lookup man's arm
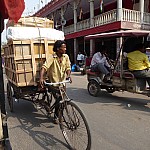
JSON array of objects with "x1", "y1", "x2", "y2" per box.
[{"x1": 40, "y1": 67, "x2": 46, "y2": 88}]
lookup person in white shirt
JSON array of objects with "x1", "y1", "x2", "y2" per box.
[
  {"x1": 146, "y1": 47, "x2": 150, "y2": 61},
  {"x1": 90, "y1": 47, "x2": 111, "y2": 81},
  {"x1": 77, "y1": 51, "x2": 85, "y2": 66}
]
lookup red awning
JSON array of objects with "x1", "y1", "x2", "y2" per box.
[{"x1": 0, "y1": 0, "x2": 25, "y2": 32}]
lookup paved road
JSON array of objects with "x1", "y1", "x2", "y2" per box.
[{"x1": 4, "y1": 72, "x2": 150, "y2": 150}]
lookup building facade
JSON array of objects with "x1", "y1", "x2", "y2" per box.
[{"x1": 34, "y1": 0, "x2": 150, "y2": 63}]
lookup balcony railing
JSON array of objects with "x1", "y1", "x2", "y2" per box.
[
  {"x1": 64, "y1": 8, "x2": 150, "y2": 35},
  {"x1": 76, "y1": 19, "x2": 90, "y2": 31},
  {"x1": 122, "y1": 8, "x2": 140, "y2": 22},
  {"x1": 143, "y1": 12, "x2": 150, "y2": 24},
  {"x1": 94, "y1": 9, "x2": 117, "y2": 26}
]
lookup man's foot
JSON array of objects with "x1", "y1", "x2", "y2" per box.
[
  {"x1": 103, "y1": 75, "x2": 111, "y2": 83},
  {"x1": 53, "y1": 118, "x2": 59, "y2": 124},
  {"x1": 46, "y1": 112, "x2": 51, "y2": 118}
]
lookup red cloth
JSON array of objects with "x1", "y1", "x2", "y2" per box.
[
  {"x1": 0, "y1": 0, "x2": 25, "y2": 33},
  {"x1": 0, "y1": 0, "x2": 25, "y2": 22},
  {"x1": 3, "y1": 0, "x2": 25, "y2": 22}
]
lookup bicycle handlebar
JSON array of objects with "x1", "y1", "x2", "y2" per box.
[{"x1": 44, "y1": 79, "x2": 71, "y2": 86}]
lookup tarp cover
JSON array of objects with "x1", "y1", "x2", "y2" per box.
[{"x1": 7, "y1": 27, "x2": 65, "y2": 41}]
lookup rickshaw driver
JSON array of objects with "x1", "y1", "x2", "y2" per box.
[
  {"x1": 127, "y1": 43, "x2": 150, "y2": 88},
  {"x1": 39, "y1": 40, "x2": 72, "y2": 124},
  {"x1": 90, "y1": 46, "x2": 111, "y2": 82}
]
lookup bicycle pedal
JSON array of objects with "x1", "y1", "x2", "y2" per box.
[
  {"x1": 36, "y1": 105, "x2": 43, "y2": 110},
  {"x1": 46, "y1": 112, "x2": 51, "y2": 118}
]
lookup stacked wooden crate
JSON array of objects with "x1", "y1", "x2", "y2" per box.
[
  {"x1": 4, "y1": 17, "x2": 60, "y2": 87},
  {"x1": 4, "y1": 39, "x2": 55, "y2": 87},
  {"x1": 7, "y1": 17, "x2": 54, "y2": 28}
]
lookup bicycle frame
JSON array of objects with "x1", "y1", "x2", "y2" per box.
[{"x1": 41, "y1": 80, "x2": 71, "y2": 114}]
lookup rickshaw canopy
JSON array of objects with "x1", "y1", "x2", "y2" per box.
[{"x1": 85, "y1": 30, "x2": 150, "y2": 40}]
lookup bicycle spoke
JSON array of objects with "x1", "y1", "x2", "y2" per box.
[{"x1": 59, "y1": 101, "x2": 91, "y2": 150}]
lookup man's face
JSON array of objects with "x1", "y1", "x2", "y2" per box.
[{"x1": 58, "y1": 44, "x2": 66, "y2": 54}]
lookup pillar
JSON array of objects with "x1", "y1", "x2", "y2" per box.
[
  {"x1": 89, "y1": 0, "x2": 95, "y2": 56},
  {"x1": 61, "y1": 6, "x2": 65, "y2": 32},
  {"x1": 140, "y1": 0, "x2": 144, "y2": 23},
  {"x1": 117, "y1": 0, "x2": 122, "y2": 21},
  {"x1": 73, "y1": 1, "x2": 77, "y2": 32},
  {"x1": 73, "y1": 1, "x2": 78, "y2": 63},
  {"x1": 89, "y1": 0, "x2": 94, "y2": 27},
  {"x1": 90, "y1": 39, "x2": 95, "y2": 57},
  {"x1": 74, "y1": 39, "x2": 78, "y2": 64}
]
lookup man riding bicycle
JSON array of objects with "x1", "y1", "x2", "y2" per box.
[{"x1": 39, "y1": 40, "x2": 72, "y2": 124}]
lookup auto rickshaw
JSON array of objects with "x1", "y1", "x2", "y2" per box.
[{"x1": 85, "y1": 30, "x2": 150, "y2": 97}]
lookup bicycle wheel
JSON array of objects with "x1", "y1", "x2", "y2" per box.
[{"x1": 59, "y1": 101, "x2": 91, "y2": 150}]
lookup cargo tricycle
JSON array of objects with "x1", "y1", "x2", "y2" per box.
[{"x1": 4, "y1": 38, "x2": 91, "y2": 150}]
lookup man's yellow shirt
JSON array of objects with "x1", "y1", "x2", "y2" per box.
[
  {"x1": 42, "y1": 53, "x2": 71, "y2": 83},
  {"x1": 127, "y1": 50, "x2": 150, "y2": 71}
]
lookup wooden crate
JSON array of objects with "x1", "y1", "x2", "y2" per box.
[
  {"x1": 7, "y1": 17, "x2": 54, "y2": 28},
  {"x1": 4, "y1": 39, "x2": 55, "y2": 87}
]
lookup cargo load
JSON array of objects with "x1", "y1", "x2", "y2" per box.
[
  {"x1": 4, "y1": 17, "x2": 64, "y2": 87},
  {"x1": 6, "y1": 17, "x2": 54, "y2": 28}
]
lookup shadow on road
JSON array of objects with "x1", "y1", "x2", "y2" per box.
[
  {"x1": 67, "y1": 87, "x2": 150, "y2": 114},
  {"x1": 6, "y1": 100, "x2": 69, "y2": 150}
]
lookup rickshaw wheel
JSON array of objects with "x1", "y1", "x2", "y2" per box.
[
  {"x1": 88, "y1": 80, "x2": 100, "y2": 97},
  {"x1": 7, "y1": 82, "x2": 14, "y2": 112}
]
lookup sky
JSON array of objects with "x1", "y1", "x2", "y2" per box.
[
  {"x1": 23, "y1": 0, "x2": 51, "y2": 16},
  {"x1": 2, "y1": 0, "x2": 51, "y2": 43}
]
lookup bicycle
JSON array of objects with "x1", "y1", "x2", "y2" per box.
[{"x1": 34, "y1": 79, "x2": 91, "y2": 150}]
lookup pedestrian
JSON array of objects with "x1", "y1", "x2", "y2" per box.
[
  {"x1": 39, "y1": 40, "x2": 72, "y2": 124},
  {"x1": 77, "y1": 51, "x2": 85, "y2": 67}
]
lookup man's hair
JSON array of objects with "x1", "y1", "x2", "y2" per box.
[
  {"x1": 95, "y1": 46, "x2": 106, "y2": 53},
  {"x1": 100, "y1": 46, "x2": 107, "y2": 53},
  {"x1": 53, "y1": 40, "x2": 66, "y2": 52},
  {"x1": 134, "y1": 43, "x2": 144, "y2": 51}
]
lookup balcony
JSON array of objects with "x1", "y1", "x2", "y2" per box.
[{"x1": 64, "y1": 8, "x2": 150, "y2": 35}]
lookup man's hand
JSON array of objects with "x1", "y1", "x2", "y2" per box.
[
  {"x1": 66, "y1": 76, "x2": 72, "y2": 83},
  {"x1": 66, "y1": 70, "x2": 72, "y2": 83},
  {"x1": 39, "y1": 78, "x2": 45, "y2": 88}
]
